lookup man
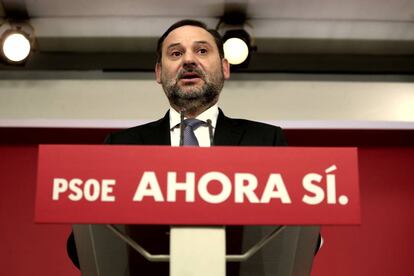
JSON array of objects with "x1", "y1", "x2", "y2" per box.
[
  {"x1": 105, "y1": 19, "x2": 286, "y2": 147},
  {"x1": 68, "y1": 19, "x2": 288, "y2": 274}
]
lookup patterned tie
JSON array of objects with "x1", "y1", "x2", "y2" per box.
[{"x1": 182, "y1": 118, "x2": 204, "y2": 146}]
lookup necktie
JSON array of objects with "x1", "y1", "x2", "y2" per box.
[{"x1": 182, "y1": 118, "x2": 204, "y2": 146}]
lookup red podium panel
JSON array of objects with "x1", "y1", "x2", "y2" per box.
[{"x1": 35, "y1": 145, "x2": 360, "y2": 225}]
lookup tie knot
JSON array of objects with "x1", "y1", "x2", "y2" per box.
[{"x1": 183, "y1": 118, "x2": 204, "y2": 130}]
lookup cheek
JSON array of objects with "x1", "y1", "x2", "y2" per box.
[
  {"x1": 204, "y1": 60, "x2": 223, "y2": 76},
  {"x1": 162, "y1": 64, "x2": 180, "y2": 79},
  {"x1": 161, "y1": 69, "x2": 180, "y2": 85}
]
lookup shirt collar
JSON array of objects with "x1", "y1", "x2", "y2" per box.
[{"x1": 169, "y1": 104, "x2": 219, "y2": 130}]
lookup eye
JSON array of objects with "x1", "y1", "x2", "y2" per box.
[
  {"x1": 197, "y1": 48, "x2": 208, "y2": 55},
  {"x1": 170, "y1": 50, "x2": 182, "y2": 57}
]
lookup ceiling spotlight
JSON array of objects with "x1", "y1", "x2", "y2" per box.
[
  {"x1": 1, "y1": 25, "x2": 34, "y2": 64},
  {"x1": 223, "y1": 29, "x2": 251, "y2": 65},
  {"x1": 224, "y1": 37, "x2": 248, "y2": 65},
  {"x1": 217, "y1": 7, "x2": 254, "y2": 67}
]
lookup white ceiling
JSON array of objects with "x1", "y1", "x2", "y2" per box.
[{"x1": 1, "y1": 0, "x2": 413, "y2": 72}]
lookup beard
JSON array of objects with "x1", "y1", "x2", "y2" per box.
[{"x1": 161, "y1": 64, "x2": 224, "y2": 115}]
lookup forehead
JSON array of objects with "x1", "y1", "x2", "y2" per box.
[{"x1": 162, "y1": 25, "x2": 216, "y2": 50}]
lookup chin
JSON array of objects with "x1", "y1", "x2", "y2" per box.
[{"x1": 178, "y1": 85, "x2": 204, "y2": 93}]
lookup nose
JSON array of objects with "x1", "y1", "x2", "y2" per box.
[{"x1": 181, "y1": 51, "x2": 197, "y2": 67}]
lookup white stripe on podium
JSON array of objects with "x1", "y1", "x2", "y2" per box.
[{"x1": 170, "y1": 226, "x2": 225, "y2": 276}]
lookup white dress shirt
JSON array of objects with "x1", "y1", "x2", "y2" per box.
[{"x1": 169, "y1": 104, "x2": 219, "y2": 147}]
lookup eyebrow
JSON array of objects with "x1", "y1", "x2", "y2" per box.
[
  {"x1": 166, "y1": 40, "x2": 212, "y2": 50},
  {"x1": 166, "y1": 43, "x2": 181, "y2": 50},
  {"x1": 194, "y1": 41, "x2": 212, "y2": 46}
]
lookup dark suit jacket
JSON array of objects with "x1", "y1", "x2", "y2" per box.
[
  {"x1": 67, "y1": 109, "x2": 287, "y2": 275},
  {"x1": 105, "y1": 109, "x2": 287, "y2": 147}
]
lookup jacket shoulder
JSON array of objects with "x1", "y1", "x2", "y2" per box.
[
  {"x1": 240, "y1": 119, "x2": 286, "y2": 144},
  {"x1": 218, "y1": 112, "x2": 287, "y2": 146},
  {"x1": 104, "y1": 117, "x2": 167, "y2": 145},
  {"x1": 232, "y1": 117, "x2": 281, "y2": 130}
]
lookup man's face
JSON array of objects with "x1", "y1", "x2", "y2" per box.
[{"x1": 156, "y1": 25, "x2": 230, "y2": 114}]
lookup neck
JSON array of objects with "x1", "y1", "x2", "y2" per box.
[{"x1": 171, "y1": 101, "x2": 216, "y2": 118}]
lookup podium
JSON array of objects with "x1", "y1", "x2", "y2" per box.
[{"x1": 35, "y1": 145, "x2": 360, "y2": 276}]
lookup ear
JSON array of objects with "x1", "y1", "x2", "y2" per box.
[
  {"x1": 222, "y1": 58, "x2": 230, "y2": 80},
  {"x1": 155, "y1": 63, "x2": 162, "y2": 84}
]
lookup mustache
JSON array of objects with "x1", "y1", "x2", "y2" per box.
[{"x1": 177, "y1": 66, "x2": 205, "y2": 80}]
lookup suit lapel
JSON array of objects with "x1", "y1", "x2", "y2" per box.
[
  {"x1": 214, "y1": 109, "x2": 245, "y2": 146},
  {"x1": 140, "y1": 112, "x2": 171, "y2": 145},
  {"x1": 139, "y1": 109, "x2": 244, "y2": 146}
]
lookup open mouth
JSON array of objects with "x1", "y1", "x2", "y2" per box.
[{"x1": 180, "y1": 72, "x2": 202, "y2": 81}]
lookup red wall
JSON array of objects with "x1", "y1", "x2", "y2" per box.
[
  {"x1": 1, "y1": 128, "x2": 413, "y2": 275},
  {"x1": 0, "y1": 146, "x2": 79, "y2": 276},
  {"x1": 312, "y1": 148, "x2": 414, "y2": 276}
]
